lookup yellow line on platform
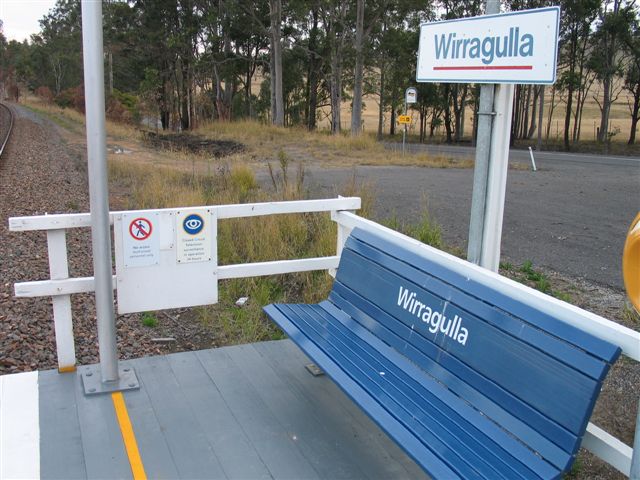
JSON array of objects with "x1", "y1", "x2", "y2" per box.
[{"x1": 112, "y1": 392, "x2": 147, "y2": 480}]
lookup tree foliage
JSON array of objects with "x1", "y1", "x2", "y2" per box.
[{"x1": 0, "y1": 0, "x2": 637, "y2": 145}]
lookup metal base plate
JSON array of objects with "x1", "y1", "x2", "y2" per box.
[
  {"x1": 81, "y1": 364, "x2": 140, "y2": 396},
  {"x1": 305, "y1": 363, "x2": 324, "y2": 377}
]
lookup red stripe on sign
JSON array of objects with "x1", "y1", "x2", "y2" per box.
[{"x1": 433, "y1": 65, "x2": 533, "y2": 71}]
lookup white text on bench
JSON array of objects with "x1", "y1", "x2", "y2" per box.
[{"x1": 397, "y1": 286, "x2": 469, "y2": 346}]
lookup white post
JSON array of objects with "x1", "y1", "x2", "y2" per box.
[
  {"x1": 528, "y1": 146, "x2": 537, "y2": 171},
  {"x1": 631, "y1": 400, "x2": 640, "y2": 478},
  {"x1": 330, "y1": 205, "x2": 354, "y2": 278},
  {"x1": 81, "y1": 0, "x2": 119, "y2": 383},
  {"x1": 479, "y1": 83, "x2": 515, "y2": 272},
  {"x1": 46, "y1": 230, "x2": 76, "y2": 372}
]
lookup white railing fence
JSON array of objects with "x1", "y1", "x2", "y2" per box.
[
  {"x1": 9, "y1": 197, "x2": 360, "y2": 371},
  {"x1": 9, "y1": 199, "x2": 639, "y2": 477}
]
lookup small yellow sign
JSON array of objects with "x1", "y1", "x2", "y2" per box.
[{"x1": 397, "y1": 115, "x2": 411, "y2": 124}]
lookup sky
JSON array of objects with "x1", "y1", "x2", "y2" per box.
[{"x1": 0, "y1": 0, "x2": 57, "y2": 42}]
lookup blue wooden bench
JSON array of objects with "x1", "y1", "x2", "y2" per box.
[{"x1": 264, "y1": 228, "x2": 622, "y2": 479}]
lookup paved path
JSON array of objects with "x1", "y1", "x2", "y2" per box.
[{"x1": 283, "y1": 151, "x2": 639, "y2": 290}]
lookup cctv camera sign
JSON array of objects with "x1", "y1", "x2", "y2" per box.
[{"x1": 417, "y1": 7, "x2": 560, "y2": 84}]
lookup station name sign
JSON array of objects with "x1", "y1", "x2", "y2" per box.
[{"x1": 417, "y1": 6, "x2": 560, "y2": 84}]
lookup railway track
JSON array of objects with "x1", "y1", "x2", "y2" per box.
[{"x1": 0, "y1": 103, "x2": 14, "y2": 157}]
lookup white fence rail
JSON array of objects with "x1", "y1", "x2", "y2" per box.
[
  {"x1": 9, "y1": 197, "x2": 359, "y2": 371},
  {"x1": 8, "y1": 199, "x2": 638, "y2": 476}
]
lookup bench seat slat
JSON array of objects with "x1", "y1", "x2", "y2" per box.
[
  {"x1": 346, "y1": 237, "x2": 610, "y2": 383},
  {"x1": 262, "y1": 304, "x2": 465, "y2": 480},
  {"x1": 351, "y1": 228, "x2": 621, "y2": 364},
  {"x1": 329, "y1": 283, "x2": 576, "y2": 468},
  {"x1": 309, "y1": 303, "x2": 561, "y2": 480},
  {"x1": 272, "y1": 303, "x2": 559, "y2": 480},
  {"x1": 336, "y1": 248, "x2": 600, "y2": 436},
  {"x1": 284, "y1": 304, "x2": 517, "y2": 479}
]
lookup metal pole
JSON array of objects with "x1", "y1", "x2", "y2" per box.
[
  {"x1": 467, "y1": 0, "x2": 500, "y2": 266},
  {"x1": 480, "y1": 83, "x2": 515, "y2": 271},
  {"x1": 81, "y1": 0, "x2": 119, "y2": 383}
]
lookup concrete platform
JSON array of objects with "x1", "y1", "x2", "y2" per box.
[{"x1": 1, "y1": 340, "x2": 428, "y2": 479}]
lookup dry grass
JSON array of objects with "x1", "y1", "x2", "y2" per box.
[
  {"x1": 22, "y1": 96, "x2": 142, "y2": 142},
  {"x1": 196, "y1": 120, "x2": 470, "y2": 168},
  {"x1": 108, "y1": 157, "x2": 373, "y2": 345}
]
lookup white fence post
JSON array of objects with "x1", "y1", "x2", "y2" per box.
[
  {"x1": 330, "y1": 207, "x2": 354, "y2": 278},
  {"x1": 46, "y1": 229, "x2": 76, "y2": 372}
]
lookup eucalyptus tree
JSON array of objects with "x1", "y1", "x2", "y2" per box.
[
  {"x1": 589, "y1": 0, "x2": 635, "y2": 143},
  {"x1": 35, "y1": 1, "x2": 82, "y2": 96},
  {"x1": 319, "y1": 0, "x2": 350, "y2": 134},
  {"x1": 623, "y1": 10, "x2": 640, "y2": 144}
]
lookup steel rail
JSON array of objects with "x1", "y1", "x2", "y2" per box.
[{"x1": 0, "y1": 103, "x2": 14, "y2": 157}]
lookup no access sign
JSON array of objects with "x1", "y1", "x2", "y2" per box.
[
  {"x1": 417, "y1": 7, "x2": 560, "y2": 84},
  {"x1": 122, "y1": 213, "x2": 160, "y2": 268}
]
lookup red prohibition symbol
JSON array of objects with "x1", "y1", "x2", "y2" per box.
[{"x1": 129, "y1": 217, "x2": 152, "y2": 241}]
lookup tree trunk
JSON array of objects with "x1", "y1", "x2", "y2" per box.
[
  {"x1": 269, "y1": 47, "x2": 276, "y2": 123},
  {"x1": 181, "y1": 59, "x2": 190, "y2": 131},
  {"x1": 511, "y1": 85, "x2": 521, "y2": 141},
  {"x1": 563, "y1": 85, "x2": 574, "y2": 150},
  {"x1": 390, "y1": 92, "x2": 396, "y2": 135},
  {"x1": 306, "y1": 5, "x2": 319, "y2": 130},
  {"x1": 350, "y1": 0, "x2": 365, "y2": 136},
  {"x1": 536, "y1": 86, "x2": 544, "y2": 150},
  {"x1": 629, "y1": 83, "x2": 640, "y2": 144},
  {"x1": 459, "y1": 88, "x2": 466, "y2": 140},
  {"x1": 443, "y1": 85, "x2": 453, "y2": 143},
  {"x1": 527, "y1": 86, "x2": 539, "y2": 139},
  {"x1": 598, "y1": 76, "x2": 612, "y2": 142},
  {"x1": 563, "y1": 31, "x2": 578, "y2": 150},
  {"x1": 108, "y1": 50, "x2": 114, "y2": 95},
  {"x1": 269, "y1": 0, "x2": 284, "y2": 127},
  {"x1": 522, "y1": 85, "x2": 531, "y2": 139},
  {"x1": 377, "y1": 65, "x2": 385, "y2": 140},
  {"x1": 546, "y1": 86, "x2": 556, "y2": 142},
  {"x1": 330, "y1": 53, "x2": 342, "y2": 134}
]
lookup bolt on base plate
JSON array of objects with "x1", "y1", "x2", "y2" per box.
[
  {"x1": 81, "y1": 364, "x2": 140, "y2": 396},
  {"x1": 305, "y1": 363, "x2": 324, "y2": 377}
]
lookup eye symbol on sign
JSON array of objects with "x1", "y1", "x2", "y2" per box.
[{"x1": 183, "y1": 214, "x2": 204, "y2": 235}]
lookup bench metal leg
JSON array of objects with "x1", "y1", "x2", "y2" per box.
[{"x1": 305, "y1": 363, "x2": 324, "y2": 377}]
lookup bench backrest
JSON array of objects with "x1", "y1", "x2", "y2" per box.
[{"x1": 330, "y1": 228, "x2": 621, "y2": 472}]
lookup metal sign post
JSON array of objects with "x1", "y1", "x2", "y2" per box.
[
  {"x1": 478, "y1": 83, "x2": 515, "y2": 271},
  {"x1": 80, "y1": 0, "x2": 138, "y2": 394},
  {"x1": 402, "y1": 87, "x2": 417, "y2": 156},
  {"x1": 416, "y1": 4, "x2": 559, "y2": 271}
]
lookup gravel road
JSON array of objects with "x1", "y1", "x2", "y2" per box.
[{"x1": 289, "y1": 158, "x2": 639, "y2": 290}]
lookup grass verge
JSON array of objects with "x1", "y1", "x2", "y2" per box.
[{"x1": 109, "y1": 156, "x2": 373, "y2": 345}]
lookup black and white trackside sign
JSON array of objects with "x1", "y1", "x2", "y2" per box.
[{"x1": 417, "y1": 7, "x2": 560, "y2": 84}]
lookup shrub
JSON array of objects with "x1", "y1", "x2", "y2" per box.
[
  {"x1": 35, "y1": 86, "x2": 54, "y2": 104},
  {"x1": 55, "y1": 86, "x2": 84, "y2": 113},
  {"x1": 106, "y1": 96, "x2": 133, "y2": 124},
  {"x1": 108, "y1": 89, "x2": 140, "y2": 124}
]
